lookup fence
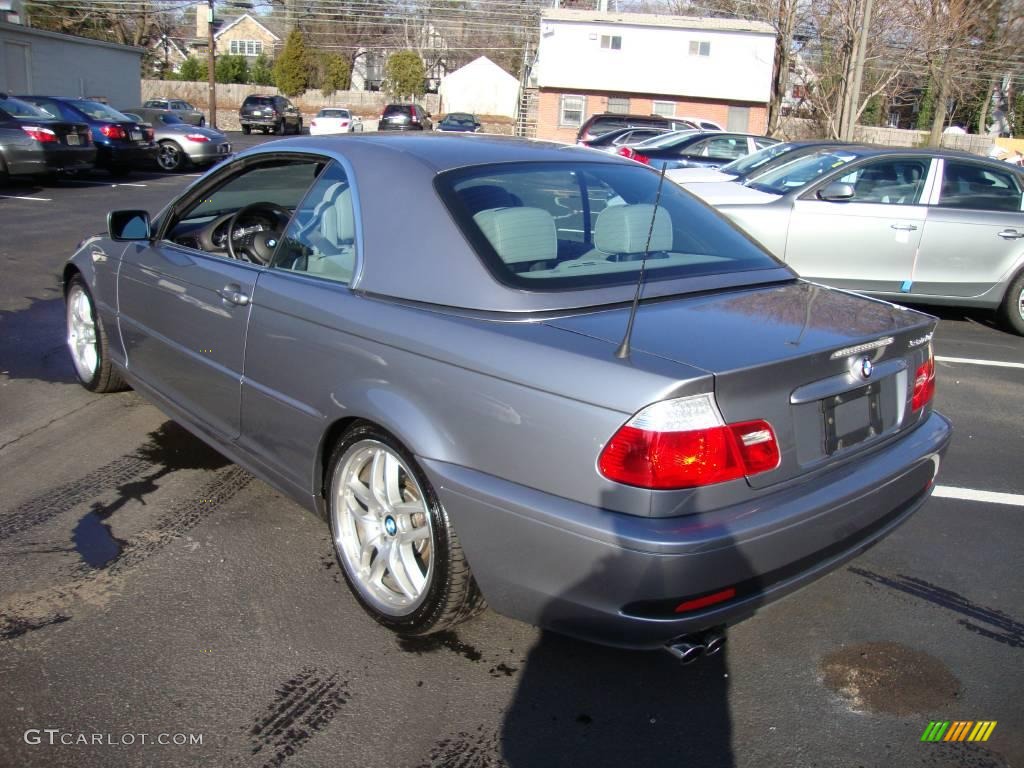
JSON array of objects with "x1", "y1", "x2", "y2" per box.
[{"x1": 778, "y1": 117, "x2": 995, "y2": 155}]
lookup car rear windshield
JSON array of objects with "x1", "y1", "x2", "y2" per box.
[
  {"x1": 436, "y1": 161, "x2": 780, "y2": 290},
  {"x1": 244, "y1": 97, "x2": 274, "y2": 106},
  {"x1": 319, "y1": 109, "x2": 350, "y2": 118},
  {"x1": 746, "y1": 149, "x2": 863, "y2": 195},
  {"x1": 0, "y1": 96, "x2": 51, "y2": 119},
  {"x1": 69, "y1": 100, "x2": 133, "y2": 122},
  {"x1": 383, "y1": 105, "x2": 411, "y2": 116}
]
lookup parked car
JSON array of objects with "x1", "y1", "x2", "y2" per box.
[
  {"x1": 618, "y1": 131, "x2": 779, "y2": 170},
  {"x1": 121, "y1": 109, "x2": 231, "y2": 172},
  {"x1": 711, "y1": 146, "x2": 1024, "y2": 335},
  {"x1": 579, "y1": 126, "x2": 673, "y2": 152},
  {"x1": 239, "y1": 94, "x2": 303, "y2": 135},
  {"x1": 667, "y1": 140, "x2": 855, "y2": 187},
  {"x1": 309, "y1": 108, "x2": 363, "y2": 135},
  {"x1": 63, "y1": 133, "x2": 952, "y2": 655},
  {"x1": 435, "y1": 112, "x2": 481, "y2": 133},
  {"x1": 0, "y1": 93, "x2": 95, "y2": 179},
  {"x1": 378, "y1": 103, "x2": 433, "y2": 131},
  {"x1": 17, "y1": 95, "x2": 157, "y2": 176},
  {"x1": 142, "y1": 98, "x2": 206, "y2": 126},
  {"x1": 680, "y1": 116, "x2": 725, "y2": 131},
  {"x1": 575, "y1": 112, "x2": 695, "y2": 143}
]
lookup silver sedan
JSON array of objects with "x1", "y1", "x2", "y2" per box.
[
  {"x1": 712, "y1": 147, "x2": 1024, "y2": 335},
  {"x1": 122, "y1": 108, "x2": 231, "y2": 171}
]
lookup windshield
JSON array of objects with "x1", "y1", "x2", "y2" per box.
[
  {"x1": 721, "y1": 142, "x2": 805, "y2": 178},
  {"x1": 0, "y1": 96, "x2": 51, "y2": 119},
  {"x1": 746, "y1": 150, "x2": 863, "y2": 195},
  {"x1": 444, "y1": 114, "x2": 475, "y2": 125},
  {"x1": 632, "y1": 129, "x2": 700, "y2": 149},
  {"x1": 69, "y1": 100, "x2": 133, "y2": 122},
  {"x1": 159, "y1": 113, "x2": 185, "y2": 124},
  {"x1": 319, "y1": 109, "x2": 351, "y2": 118},
  {"x1": 436, "y1": 161, "x2": 780, "y2": 290}
]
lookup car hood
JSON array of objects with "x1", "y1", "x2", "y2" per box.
[
  {"x1": 682, "y1": 181, "x2": 782, "y2": 205},
  {"x1": 667, "y1": 168, "x2": 737, "y2": 184}
]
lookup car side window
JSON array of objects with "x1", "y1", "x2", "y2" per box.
[
  {"x1": 938, "y1": 161, "x2": 1023, "y2": 212},
  {"x1": 836, "y1": 159, "x2": 930, "y2": 205},
  {"x1": 698, "y1": 137, "x2": 747, "y2": 159},
  {"x1": 272, "y1": 163, "x2": 357, "y2": 284}
]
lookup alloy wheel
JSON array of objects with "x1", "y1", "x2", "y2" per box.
[
  {"x1": 157, "y1": 142, "x2": 181, "y2": 171},
  {"x1": 67, "y1": 283, "x2": 98, "y2": 381}
]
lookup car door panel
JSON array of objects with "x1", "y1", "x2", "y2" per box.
[{"x1": 118, "y1": 242, "x2": 259, "y2": 439}]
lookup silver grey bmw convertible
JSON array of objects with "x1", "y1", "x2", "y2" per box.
[{"x1": 64, "y1": 134, "x2": 952, "y2": 659}]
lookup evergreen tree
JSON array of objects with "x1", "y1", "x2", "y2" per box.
[
  {"x1": 274, "y1": 30, "x2": 309, "y2": 97},
  {"x1": 321, "y1": 54, "x2": 350, "y2": 98},
  {"x1": 215, "y1": 54, "x2": 249, "y2": 84},
  {"x1": 916, "y1": 81, "x2": 934, "y2": 131},
  {"x1": 178, "y1": 56, "x2": 207, "y2": 82},
  {"x1": 384, "y1": 50, "x2": 425, "y2": 100},
  {"x1": 249, "y1": 53, "x2": 274, "y2": 86}
]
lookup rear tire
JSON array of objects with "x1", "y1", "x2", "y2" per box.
[
  {"x1": 157, "y1": 140, "x2": 187, "y2": 172},
  {"x1": 326, "y1": 423, "x2": 486, "y2": 636},
  {"x1": 274, "y1": 119, "x2": 284, "y2": 135},
  {"x1": 198, "y1": 117, "x2": 206, "y2": 127},
  {"x1": 66, "y1": 275, "x2": 128, "y2": 393},
  {"x1": 241, "y1": 124, "x2": 251, "y2": 135},
  {"x1": 998, "y1": 270, "x2": 1024, "y2": 335}
]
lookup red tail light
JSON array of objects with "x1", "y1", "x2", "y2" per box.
[
  {"x1": 311, "y1": 119, "x2": 317, "y2": 126},
  {"x1": 912, "y1": 348, "x2": 936, "y2": 411},
  {"x1": 617, "y1": 146, "x2": 651, "y2": 165},
  {"x1": 143, "y1": 127, "x2": 155, "y2": 140},
  {"x1": 598, "y1": 394, "x2": 780, "y2": 489},
  {"x1": 21, "y1": 125, "x2": 58, "y2": 143},
  {"x1": 185, "y1": 133, "x2": 210, "y2": 142},
  {"x1": 100, "y1": 124, "x2": 126, "y2": 140}
]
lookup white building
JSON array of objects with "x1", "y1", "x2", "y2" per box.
[
  {"x1": 533, "y1": 9, "x2": 775, "y2": 141},
  {"x1": 438, "y1": 56, "x2": 518, "y2": 118}
]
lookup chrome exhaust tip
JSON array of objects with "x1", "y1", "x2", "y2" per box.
[
  {"x1": 702, "y1": 631, "x2": 726, "y2": 656},
  {"x1": 664, "y1": 641, "x2": 706, "y2": 665}
]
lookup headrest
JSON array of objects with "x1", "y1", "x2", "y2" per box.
[
  {"x1": 321, "y1": 187, "x2": 354, "y2": 247},
  {"x1": 473, "y1": 207, "x2": 557, "y2": 264},
  {"x1": 594, "y1": 204, "x2": 673, "y2": 254}
]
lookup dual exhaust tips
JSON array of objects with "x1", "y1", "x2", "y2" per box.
[{"x1": 664, "y1": 628, "x2": 726, "y2": 665}]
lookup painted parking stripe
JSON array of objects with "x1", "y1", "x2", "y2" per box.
[
  {"x1": 0, "y1": 194, "x2": 51, "y2": 201},
  {"x1": 936, "y1": 356, "x2": 1024, "y2": 370},
  {"x1": 933, "y1": 486, "x2": 1024, "y2": 507},
  {"x1": 59, "y1": 180, "x2": 148, "y2": 188}
]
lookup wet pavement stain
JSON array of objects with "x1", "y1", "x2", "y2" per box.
[
  {"x1": 821, "y1": 641, "x2": 960, "y2": 716},
  {"x1": 418, "y1": 725, "x2": 500, "y2": 768},
  {"x1": 850, "y1": 567, "x2": 1024, "y2": 649},
  {"x1": 0, "y1": 613, "x2": 70, "y2": 641},
  {"x1": 399, "y1": 631, "x2": 484, "y2": 662},
  {"x1": 488, "y1": 662, "x2": 517, "y2": 678},
  {"x1": 72, "y1": 504, "x2": 126, "y2": 569}
]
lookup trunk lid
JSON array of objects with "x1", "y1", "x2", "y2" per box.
[{"x1": 545, "y1": 281, "x2": 936, "y2": 487}]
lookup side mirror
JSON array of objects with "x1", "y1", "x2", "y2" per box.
[
  {"x1": 108, "y1": 210, "x2": 151, "y2": 241},
  {"x1": 818, "y1": 182, "x2": 855, "y2": 201}
]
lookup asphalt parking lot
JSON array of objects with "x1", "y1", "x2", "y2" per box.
[{"x1": 1, "y1": 131, "x2": 1022, "y2": 768}]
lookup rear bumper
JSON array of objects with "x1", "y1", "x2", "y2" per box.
[
  {"x1": 182, "y1": 140, "x2": 232, "y2": 164},
  {"x1": 96, "y1": 142, "x2": 158, "y2": 168},
  {"x1": 5, "y1": 145, "x2": 96, "y2": 175},
  {"x1": 423, "y1": 411, "x2": 952, "y2": 649}
]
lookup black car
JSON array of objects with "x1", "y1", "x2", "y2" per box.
[
  {"x1": 436, "y1": 112, "x2": 480, "y2": 132},
  {"x1": 579, "y1": 126, "x2": 674, "y2": 152},
  {"x1": 17, "y1": 95, "x2": 156, "y2": 176},
  {"x1": 378, "y1": 103, "x2": 433, "y2": 131},
  {"x1": 618, "y1": 131, "x2": 779, "y2": 170},
  {"x1": 0, "y1": 93, "x2": 95, "y2": 179},
  {"x1": 239, "y1": 94, "x2": 303, "y2": 135},
  {"x1": 575, "y1": 112, "x2": 695, "y2": 143}
]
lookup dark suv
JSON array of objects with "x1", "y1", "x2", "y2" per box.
[
  {"x1": 576, "y1": 113, "x2": 695, "y2": 143},
  {"x1": 378, "y1": 104, "x2": 433, "y2": 131},
  {"x1": 239, "y1": 95, "x2": 302, "y2": 135}
]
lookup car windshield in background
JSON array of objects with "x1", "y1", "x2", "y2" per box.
[
  {"x1": 159, "y1": 113, "x2": 185, "y2": 124},
  {"x1": 746, "y1": 150, "x2": 862, "y2": 195},
  {"x1": 632, "y1": 129, "x2": 701, "y2": 149},
  {"x1": 720, "y1": 142, "x2": 802, "y2": 177},
  {"x1": 445, "y1": 114, "x2": 475, "y2": 125},
  {"x1": 437, "y1": 161, "x2": 781, "y2": 290},
  {"x1": 245, "y1": 97, "x2": 274, "y2": 106},
  {"x1": 69, "y1": 100, "x2": 133, "y2": 122},
  {"x1": 319, "y1": 109, "x2": 351, "y2": 118},
  {"x1": 0, "y1": 96, "x2": 51, "y2": 119}
]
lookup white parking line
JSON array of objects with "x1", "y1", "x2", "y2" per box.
[
  {"x1": 59, "y1": 180, "x2": 148, "y2": 188},
  {"x1": 0, "y1": 194, "x2": 51, "y2": 201},
  {"x1": 933, "y1": 486, "x2": 1024, "y2": 506},
  {"x1": 936, "y1": 355, "x2": 1024, "y2": 370}
]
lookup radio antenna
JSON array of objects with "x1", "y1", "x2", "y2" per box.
[{"x1": 615, "y1": 161, "x2": 668, "y2": 360}]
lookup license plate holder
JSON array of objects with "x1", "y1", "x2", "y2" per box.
[
  {"x1": 218, "y1": 143, "x2": 230, "y2": 154},
  {"x1": 822, "y1": 382, "x2": 883, "y2": 455},
  {"x1": 66, "y1": 133, "x2": 80, "y2": 146},
  {"x1": 130, "y1": 130, "x2": 143, "y2": 142}
]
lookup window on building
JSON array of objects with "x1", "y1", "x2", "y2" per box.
[
  {"x1": 689, "y1": 40, "x2": 711, "y2": 56},
  {"x1": 229, "y1": 39, "x2": 263, "y2": 56},
  {"x1": 606, "y1": 97, "x2": 630, "y2": 114},
  {"x1": 600, "y1": 35, "x2": 622, "y2": 50},
  {"x1": 559, "y1": 94, "x2": 586, "y2": 127},
  {"x1": 652, "y1": 101, "x2": 675, "y2": 117}
]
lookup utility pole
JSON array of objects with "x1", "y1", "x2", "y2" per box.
[
  {"x1": 844, "y1": 0, "x2": 874, "y2": 140},
  {"x1": 207, "y1": 0, "x2": 217, "y2": 129},
  {"x1": 768, "y1": 0, "x2": 798, "y2": 136}
]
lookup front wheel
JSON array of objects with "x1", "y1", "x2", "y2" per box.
[
  {"x1": 241, "y1": 124, "x2": 251, "y2": 135},
  {"x1": 198, "y1": 117, "x2": 206, "y2": 127},
  {"x1": 998, "y1": 270, "x2": 1024, "y2": 335},
  {"x1": 326, "y1": 424, "x2": 486, "y2": 635},
  {"x1": 66, "y1": 275, "x2": 127, "y2": 393}
]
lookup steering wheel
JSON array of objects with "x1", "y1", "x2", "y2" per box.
[{"x1": 225, "y1": 202, "x2": 291, "y2": 264}]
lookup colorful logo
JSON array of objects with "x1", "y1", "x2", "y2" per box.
[{"x1": 921, "y1": 721, "x2": 997, "y2": 742}]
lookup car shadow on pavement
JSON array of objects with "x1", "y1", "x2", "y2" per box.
[
  {"x1": 0, "y1": 296, "x2": 79, "y2": 384},
  {"x1": 499, "y1": 493, "x2": 757, "y2": 768},
  {"x1": 900, "y1": 302, "x2": 1001, "y2": 332}
]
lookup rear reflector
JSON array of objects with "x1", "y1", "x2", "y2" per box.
[
  {"x1": 912, "y1": 347, "x2": 935, "y2": 411},
  {"x1": 21, "y1": 125, "x2": 58, "y2": 143},
  {"x1": 674, "y1": 587, "x2": 737, "y2": 614},
  {"x1": 311, "y1": 119, "x2": 317, "y2": 126},
  {"x1": 598, "y1": 394, "x2": 779, "y2": 489}
]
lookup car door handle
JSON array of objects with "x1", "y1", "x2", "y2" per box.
[
  {"x1": 997, "y1": 229, "x2": 1024, "y2": 239},
  {"x1": 218, "y1": 285, "x2": 250, "y2": 305},
  {"x1": 890, "y1": 223, "x2": 918, "y2": 231}
]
